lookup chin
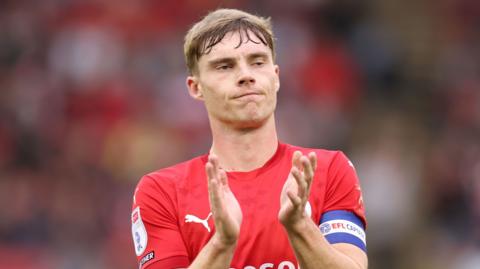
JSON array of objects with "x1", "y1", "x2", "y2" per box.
[
  {"x1": 217, "y1": 105, "x2": 275, "y2": 129},
  {"x1": 234, "y1": 113, "x2": 270, "y2": 129}
]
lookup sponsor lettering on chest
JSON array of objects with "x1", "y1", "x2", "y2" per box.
[{"x1": 231, "y1": 261, "x2": 298, "y2": 269}]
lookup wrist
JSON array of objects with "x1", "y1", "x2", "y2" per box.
[
  {"x1": 211, "y1": 233, "x2": 238, "y2": 251},
  {"x1": 283, "y1": 216, "x2": 314, "y2": 235}
]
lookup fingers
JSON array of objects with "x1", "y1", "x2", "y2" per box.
[
  {"x1": 292, "y1": 151, "x2": 302, "y2": 169},
  {"x1": 206, "y1": 162, "x2": 221, "y2": 206},
  {"x1": 206, "y1": 155, "x2": 220, "y2": 193},
  {"x1": 290, "y1": 151, "x2": 317, "y2": 201},
  {"x1": 206, "y1": 154, "x2": 224, "y2": 214},
  {"x1": 205, "y1": 161, "x2": 216, "y2": 181},
  {"x1": 281, "y1": 151, "x2": 318, "y2": 225},
  {"x1": 287, "y1": 190, "x2": 302, "y2": 207},
  {"x1": 301, "y1": 157, "x2": 313, "y2": 180},
  {"x1": 219, "y1": 169, "x2": 228, "y2": 186},
  {"x1": 206, "y1": 154, "x2": 233, "y2": 212},
  {"x1": 291, "y1": 167, "x2": 307, "y2": 198},
  {"x1": 208, "y1": 154, "x2": 229, "y2": 187},
  {"x1": 209, "y1": 154, "x2": 220, "y2": 176},
  {"x1": 293, "y1": 150, "x2": 317, "y2": 171},
  {"x1": 308, "y1": 151, "x2": 317, "y2": 171}
]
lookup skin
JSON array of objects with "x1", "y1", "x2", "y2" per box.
[
  {"x1": 185, "y1": 30, "x2": 368, "y2": 269},
  {"x1": 188, "y1": 31, "x2": 280, "y2": 131}
]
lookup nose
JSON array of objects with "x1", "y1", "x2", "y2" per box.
[{"x1": 237, "y1": 64, "x2": 255, "y2": 86}]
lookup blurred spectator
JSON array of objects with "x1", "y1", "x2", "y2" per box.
[{"x1": 0, "y1": 0, "x2": 479, "y2": 268}]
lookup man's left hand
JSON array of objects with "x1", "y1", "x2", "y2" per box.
[{"x1": 278, "y1": 151, "x2": 317, "y2": 228}]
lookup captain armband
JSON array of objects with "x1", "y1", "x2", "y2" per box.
[{"x1": 319, "y1": 210, "x2": 367, "y2": 252}]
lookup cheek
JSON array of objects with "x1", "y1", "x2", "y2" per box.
[
  {"x1": 264, "y1": 76, "x2": 279, "y2": 95},
  {"x1": 258, "y1": 69, "x2": 279, "y2": 89},
  {"x1": 201, "y1": 83, "x2": 230, "y2": 111},
  {"x1": 273, "y1": 77, "x2": 280, "y2": 92}
]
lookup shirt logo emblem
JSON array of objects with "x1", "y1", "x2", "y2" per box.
[
  {"x1": 185, "y1": 212, "x2": 212, "y2": 232},
  {"x1": 131, "y1": 206, "x2": 148, "y2": 256}
]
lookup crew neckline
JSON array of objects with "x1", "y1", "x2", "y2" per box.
[{"x1": 201, "y1": 142, "x2": 286, "y2": 181}]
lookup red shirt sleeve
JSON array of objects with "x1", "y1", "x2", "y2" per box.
[
  {"x1": 132, "y1": 174, "x2": 189, "y2": 269},
  {"x1": 323, "y1": 151, "x2": 367, "y2": 227},
  {"x1": 145, "y1": 256, "x2": 189, "y2": 269}
]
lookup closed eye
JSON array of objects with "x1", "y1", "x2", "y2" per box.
[
  {"x1": 249, "y1": 53, "x2": 269, "y2": 67},
  {"x1": 216, "y1": 64, "x2": 233, "y2": 70}
]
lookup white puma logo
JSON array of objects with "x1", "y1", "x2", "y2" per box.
[{"x1": 185, "y1": 212, "x2": 212, "y2": 232}]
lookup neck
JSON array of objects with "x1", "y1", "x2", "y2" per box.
[{"x1": 209, "y1": 116, "x2": 278, "y2": 172}]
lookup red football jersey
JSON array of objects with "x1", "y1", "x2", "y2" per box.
[{"x1": 131, "y1": 142, "x2": 366, "y2": 269}]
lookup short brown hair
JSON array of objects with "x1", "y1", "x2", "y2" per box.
[{"x1": 184, "y1": 8, "x2": 275, "y2": 75}]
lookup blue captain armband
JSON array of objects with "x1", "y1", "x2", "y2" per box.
[{"x1": 319, "y1": 210, "x2": 367, "y2": 252}]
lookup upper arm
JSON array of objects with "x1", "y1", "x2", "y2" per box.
[
  {"x1": 132, "y1": 175, "x2": 189, "y2": 269},
  {"x1": 322, "y1": 151, "x2": 368, "y2": 266},
  {"x1": 324, "y1": 151, "x2": 366, "y2": 227}
]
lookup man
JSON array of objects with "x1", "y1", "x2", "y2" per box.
[{"x1": 131, "y1": 8, "x2": 367, "y2": 269}]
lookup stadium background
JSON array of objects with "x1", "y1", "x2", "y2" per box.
[{"x1": 0, "y1": 0, "x2": 479, "y2": 268}]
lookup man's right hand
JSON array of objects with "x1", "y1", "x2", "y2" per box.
[
  {"x1": 205, "y1": 154, "x2": 243, "y2": 248},
  {"x1": 187, "y1": 154, "x2": 242, "y2": 269}
]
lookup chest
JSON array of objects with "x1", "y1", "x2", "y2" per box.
[{"x1": 176, "y1": 166, "x2": 327, "y2": 264}]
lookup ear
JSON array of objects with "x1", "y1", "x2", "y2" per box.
[{"x1": 186, "y1": 75, "x2": 204, "y2": 100}]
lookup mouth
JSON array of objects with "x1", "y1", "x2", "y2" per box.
[{"x1": 233, "y1": 91, "x2": 263, "y2": 99}]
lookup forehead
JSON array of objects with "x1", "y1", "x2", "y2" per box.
[{"x1": 200, "y1": 30, "x2": 271, "y2": 61}]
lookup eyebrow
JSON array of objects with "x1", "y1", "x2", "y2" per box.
[
  {"x1": 247, "y1": 52, "x2": 269, "y2": 61},
  {"x1": 207, "y1": 51, "x2": 270, "y2": 67},
  {"x1": 208, "y1": 57, "x2": 235, "y2": 67}
]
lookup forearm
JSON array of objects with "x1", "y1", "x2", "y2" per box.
[
  {"x1": 188, "y1": 233, "x2": 236, "y2": 269},
  {"x1": 285, "y1": 218, "x2": 366, "y2": 269}
]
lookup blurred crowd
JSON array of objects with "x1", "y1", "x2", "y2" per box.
[{"x1": 0, "y1": 0, "x2": 479, "y2": 268}]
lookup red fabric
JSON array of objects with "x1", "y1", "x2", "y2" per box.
[
  {"x1": 322, "y1": 151, "x2": 367, "y2": 227},
  {"x1": 145, "y1": 256, "x2": 189, "y2": 269},
  {"x1": 131, "y1": 142, "x2": 366, "y2": 268}
]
